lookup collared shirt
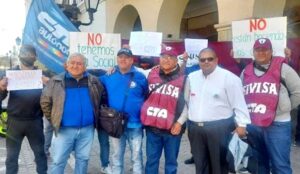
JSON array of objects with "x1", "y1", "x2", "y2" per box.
[{"x1": 183, "y1": 66, "x2": 250, "y2": 127}]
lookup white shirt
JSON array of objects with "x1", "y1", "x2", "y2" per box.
[{"x1": 185, "y1": 66, "x2": 250, "y2": 127}]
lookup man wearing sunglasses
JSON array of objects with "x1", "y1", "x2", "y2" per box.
[{"x1": 183, "y1": 48, "x2": 251, "y2": 174}]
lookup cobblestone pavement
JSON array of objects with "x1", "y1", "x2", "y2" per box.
[{"x1": 0, "y1": 131, "x2": 299, "y2": 174}]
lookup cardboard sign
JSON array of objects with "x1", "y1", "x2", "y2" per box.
[
  {"x1": 129, "y1": 31, "x2": 162, "y2": 57},
  {"x1": 6, "y1": 70, "x2": 43, "y2": 90},
  {"x1": 69, "y1": 32, "x2": 121, "y2": 70},
  {"x1": 232, "y1": 17, "x2": 287, "y2": 58},
  {"x1": 184, "y1": 39, "x2": 208, "y2": 67}
]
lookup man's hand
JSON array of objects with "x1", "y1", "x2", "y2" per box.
[
  {"x1": 106, "y1": 67, "x2": 116, "y2": 75},
  {"x1": 170, "y1": 122, "x2": 182, "y2": 135},
  {"x1": 42, "y1": 75, "x2": 50, "y2": 85},
  {"x1": 284, "y1": 48, "x2": 292, "y2": 59},
  {"x1": 235, "y1": 126, "x2": 247, "y2": 138},
  {"x1": 0, "y1": 77, "x2": 8, "y2": 91},
  {"x1": 182, "y1": 51, "x2": 188, "y2": 62}
]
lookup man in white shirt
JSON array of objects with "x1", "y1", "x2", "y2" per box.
[{"x1": 183, "y1": 48, "x2": 251, "y2": 174}]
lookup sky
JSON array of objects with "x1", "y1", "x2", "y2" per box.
[{"x1": 0, "y1": 0, "x2": 26, "y2": 56}]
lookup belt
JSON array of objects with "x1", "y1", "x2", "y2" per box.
[{"x1": 189, "y1": 117, "x2": 233, "y2": 127}]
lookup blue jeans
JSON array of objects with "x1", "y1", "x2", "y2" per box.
[
  {"x1": 97, "y1": 128, "x2": 110, "y2": 167},
  {"x1": 247, "y1": 121, "x2": 292, "y2": 174},
  {"x1": 50, "y1": 125, "x2": 94, "y2": 174},
  {"x1": 43, "y1": 117, "x2": 53, "y2": 154},
  {"x1": 145, "y1": 129, "x2": 182, "y2": 174},
  {"x1": 111, "y1": 127, "x2": 143, "y2": 174}
]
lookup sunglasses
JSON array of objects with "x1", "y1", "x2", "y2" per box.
[{"x1": 199, "y1": 57, "x2": 214, "y2": 63}]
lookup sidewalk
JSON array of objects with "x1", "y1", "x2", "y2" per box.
[{"x1": 0, "y1": 132, "x2": 299, "y2": 174}]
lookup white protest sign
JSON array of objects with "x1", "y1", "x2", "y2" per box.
[
  {"x1": 6, "y1": 70, "x2": 43, "y2": 91},
  {"x1": 129, "y1": 31, "x2": 162, "y2": 57},
  {"x1": 69, "y1": 32, "x2": 121, "y2": 70},
  {"x1": 232, "y1": 17, "x2": 287, "y2": 58},
  {"x1": 184, "y1": 39, "x2": 208, "y2": 67}
]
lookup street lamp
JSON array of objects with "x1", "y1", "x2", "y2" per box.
[{"x1": 57, "y1": 0, "x2": 102, "y2": 29}]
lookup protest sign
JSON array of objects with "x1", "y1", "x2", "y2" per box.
[
  {"x1": 129, "y1": 31, "x2": 162, "y2": 57},
  {"x1": 232, "y1": 17, "x2": 287, "y2": 58},
  {"x1": 6, "y1": 70, "x2": 43, "y2": 91},
  {"x1": 69, "y1": 32, "x2": 120, "y2": 70},
  {"x1": 184, "y1": 39, "x2": 208, "y2": 67}
]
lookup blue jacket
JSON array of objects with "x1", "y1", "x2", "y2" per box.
[
  {"x1": 61, "y1": 72, "x2": 94, "y2": 127},
  {"x1": 100, "y1": 66, "x2": 148, "y2": 128}
]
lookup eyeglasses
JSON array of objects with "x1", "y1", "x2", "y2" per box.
[{"x1": 199, "y1": 57, "x2": 214, "y2": 63}]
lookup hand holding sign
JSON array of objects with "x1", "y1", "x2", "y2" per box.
[{"x1": 6, "y1": 70, "x2": 43, "y2": 91}]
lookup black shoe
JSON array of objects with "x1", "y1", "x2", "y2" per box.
[{"x1": 184, "y1": 157, "x2": 194, "y2": 164}]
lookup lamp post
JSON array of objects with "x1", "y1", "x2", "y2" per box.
[{"x1": 57, "y1": 0, "x2": 102, "y2": 29}]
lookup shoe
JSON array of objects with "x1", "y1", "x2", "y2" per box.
[
  {"x1": 100, "y1": 166, "x2": 112, "y2": 174},
  {"x1": 238, "y1": 167, "x2": 249, "y2": 174},
  {"x1": 184, "y1": 157, "x2": 194, "y2": 164}
]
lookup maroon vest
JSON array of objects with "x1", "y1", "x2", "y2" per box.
[
  {"x1": 141, "y1": 68, "x2": 185, "y2": 130},
  {"x1": 243, "y1": 57, "x2": 285, "y2": 126}
]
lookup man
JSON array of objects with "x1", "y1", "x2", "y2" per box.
[
  {"x1": 241, "y1": 38, "x2": 300, "y2": 174},
  {"x1": 141, "y1": 46, "x2": 187, "y2": 174},
  {"x1": 184, "y1": 48, "x2": 250, "y2": 174},
  {"x1": 100, "y1": 48, "x2": 148, "y2": 174},
  {"x1": 0, "y1": 44, "x2": 48, "y2": 174},
  {"x1": 40, "y1": 53, "x2": 105, "y2": 173}
]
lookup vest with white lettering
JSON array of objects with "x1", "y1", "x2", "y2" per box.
[
  {"x1": 243, "y1": 57, "x2": 285, "y2": 127},
  {"x1": 141, "y1": 68, "x2": 185, "y2": 130}
]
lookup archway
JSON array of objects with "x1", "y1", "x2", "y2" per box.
[{"x1": 113, "y1": 5, "x2": 141, "y2": 39}]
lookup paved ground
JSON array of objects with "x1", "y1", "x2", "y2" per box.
[{"x1": 0, "y1": 131, "x2": 299, "y2": 174}]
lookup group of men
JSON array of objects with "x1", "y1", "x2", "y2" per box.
[{"x1": 0, "y1": 37, "x2": 299, "y2": 174}]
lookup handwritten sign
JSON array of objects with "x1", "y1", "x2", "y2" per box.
[
  {"x1": 129, "y1": 31, "x2": 162, "y2": 57},
  {"x1": 69, "y1": 32, "x2": 121, "y2": 70},
  {"x1": 232, "y1": 17, "x2": 287, "y2": 58},
  {"x1": 184, "y1": 39, "x2": 208, "y2": 67},
  {"x1": 6, "y1": 70, "x2": 43, "y2": 91}
]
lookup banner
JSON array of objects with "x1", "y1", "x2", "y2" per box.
[
  {"x1": 129, "y1": 31, "x2": 162, "y2": 57},
  {"x1": 232, "y1": 17, "x2": 287, "y2": 58},
  {"x1": 69, "y1": 32, "x2": 120, "y2": 70},
  {"x1": 22, "y1": 0, "x2": 78, "y2": 74},
  {"x1": 184, "y1": 38, "x2": 208, "y2": 67}
]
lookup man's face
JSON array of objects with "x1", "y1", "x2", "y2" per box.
[
  {"x1": 66, "y1": 56, "x2": 86, "y2": 78},
  {"x1": 159, "y1": 54, "x2": 178, "y2": 73},
  {"x1": 198, "y1": 50, "x2": 218, "y2": 76},
  {"x1": 117, "y1": 54, "x2": 134, "y2": 72},
  {"x1": 253, "y1": 48, "x2": 273, "y2": 65}
]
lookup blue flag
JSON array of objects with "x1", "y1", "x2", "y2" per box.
[{"x1": 22, "y1": 0, "x2": 78, "y2": 73}]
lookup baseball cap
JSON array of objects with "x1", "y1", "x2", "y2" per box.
[
  {"x1": 253, "y1": 38, "x2": 272, "y2": 50},
  {"x1": 117, "y1": 48, "x2": 133, "y2": 57},
  {"x1": 160, "y1": 46, "x2": 179, "y2": 57}
]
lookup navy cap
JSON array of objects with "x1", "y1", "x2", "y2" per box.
[{"x1": 117, "y1": 48, "x2": 133, "y2": 57}]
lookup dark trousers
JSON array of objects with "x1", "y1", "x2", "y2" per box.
[
  {"x1": 295, "y1": 105, "x2": 300, "y2": 142},
  {"x1": 188, "y1": 118, "x2": 235, "y2": 174},
  {"x1": 5, "y1": 118, "x2": 47, "y2": 174}
]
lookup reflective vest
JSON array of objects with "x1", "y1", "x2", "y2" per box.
[
  {"x1": 243, "y1": 57, "x2": 285, "y2": 126},
  {"x1": 141, "y1": 68, "x2": 185, "y2": 130}
]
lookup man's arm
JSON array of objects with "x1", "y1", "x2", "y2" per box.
[
  {"x1": 226, "y1": 74, "x2": 251, "y2": 137},
  {"x1": 40, "y1": 78, "x2": 54, "y2": 120},
  {"x1": 282, "y1": 64, "x2": 300, "y2": 109},
  {"x1": 171, "y1": 77, "x2": 190, "y2": 135}
]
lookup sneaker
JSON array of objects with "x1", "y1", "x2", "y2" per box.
[
  {"x1": 100, "y1": 166, "x2": 112, "y2": 174},
  {"x1": 184, "y1": 156, "x2": 194, "y2": 165}
]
